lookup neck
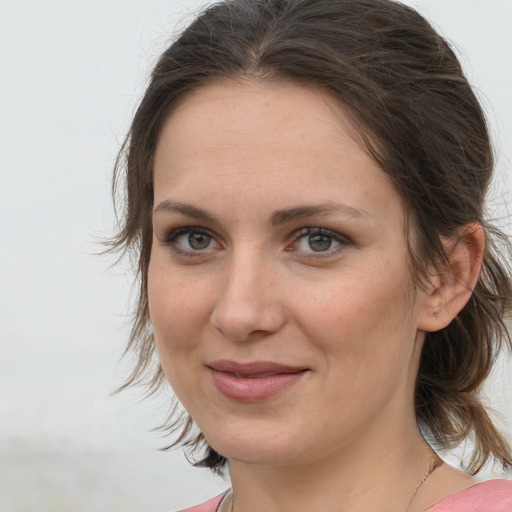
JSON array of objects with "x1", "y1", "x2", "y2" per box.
[{"x1": 228, "y1": 410, "x2": 437, "y2": 512}]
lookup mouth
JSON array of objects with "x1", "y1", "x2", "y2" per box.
[
  {"x1": 207, "y1": 360, "x2": 309, "y2": 403},
  {"x1": 227, "y1": 372, "x2": 294, "y2": 379}
]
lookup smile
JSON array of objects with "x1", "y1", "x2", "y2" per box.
[
  {"x1": 229, "y1": 372, "x2": 284, "y2": 379},
  {"x1": 208, "y1": 361, "x2": 309, "y2": 403}
]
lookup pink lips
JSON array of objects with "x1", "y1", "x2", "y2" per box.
[{"x1": 208, "y1": 360, "x2": 308, "y2": 403}]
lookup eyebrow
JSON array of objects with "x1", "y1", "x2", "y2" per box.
[
  {"x1": 153, "y1": 200, "x2": 219, "y2": 223},
  {"x1": 270, "y1": 202, "x2": 370, "y2": 226},
  {"x1": 152, "y1": 200, "x2": 370, "y2": 225}
]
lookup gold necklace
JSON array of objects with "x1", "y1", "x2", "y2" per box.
[{"x1": 227, "y1": 457, "x2": 443, "y2": 512}]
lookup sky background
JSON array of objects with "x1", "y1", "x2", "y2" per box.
[{"x1": 1, "y1": 1, "x2": 511, "y2": 511}]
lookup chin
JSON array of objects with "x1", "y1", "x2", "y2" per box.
[
  {"x1": 213, "y1": 442, "x2": 303, "y2": 467},
  {"x1": 202, "y1": 419, "x2": 319, "y2": 467}
]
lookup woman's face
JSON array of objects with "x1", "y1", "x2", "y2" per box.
[{"x1": 149, "y1": 80, "x2": 431, "y2": 466}]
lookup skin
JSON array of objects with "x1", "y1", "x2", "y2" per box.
[{"x1": 149, "y1": 80, "x2": 482, "y2": 512}]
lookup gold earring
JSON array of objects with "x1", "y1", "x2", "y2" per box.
[{"x1": 433, "y1": 312, "x2": 439, "y2": 320}]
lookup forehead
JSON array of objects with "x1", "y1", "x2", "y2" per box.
[
  {"x1": 161, "y1": 78, "x2": 363, "y2": 145},
  {"x1": 153, "y1": 79, "x2": 402, "y2": 227}
]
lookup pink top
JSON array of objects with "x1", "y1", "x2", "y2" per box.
[
  {"x1": 425, "y1": 479, "x2": 512, "y2": 511},
  {"x1": 177, "y1": 480, "x2": 512, "y2": 511},
  {"x1": 177, "y1": 493, "x2": 226, "y2": 512}
]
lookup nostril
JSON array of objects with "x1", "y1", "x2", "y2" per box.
[{"x1": 210, "y1": 301, "x2": 286, "y2": 342}]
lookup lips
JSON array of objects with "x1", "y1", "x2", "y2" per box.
[{"x1": 208, "y1": 360, "x2": 309, "y2": 403}]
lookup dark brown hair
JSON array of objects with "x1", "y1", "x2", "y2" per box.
[{"x1": 111, "y1": 0, "x2": 512, "y2": 474}]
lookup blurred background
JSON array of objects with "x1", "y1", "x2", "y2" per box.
[{"x1": 0, "y1": 1, "x2": 511, "y2": 511}]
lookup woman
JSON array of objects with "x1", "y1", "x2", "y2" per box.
[{"x1": 111, "y1": 0, "x2": 512, "y2": 510}]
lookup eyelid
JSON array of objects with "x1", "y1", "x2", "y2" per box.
[
  {"x1": 286, "y1": 227, "x2": 352, "y2": 256},
  {"x1": 163, "y1": 225, "x2": 211, "y2": 243},
  {"x1": 161, "y1": 225, "x2": 223, "y2": 256}
]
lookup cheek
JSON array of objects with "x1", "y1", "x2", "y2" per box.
[
  {"x1": 147, "y1": 254, "x2": 212, "y2": 369},
  {"x1": 299, "y1": 265, "x2": 409, "y2": 324},
  {"x1": 147, "y1": 261, "x2": 216, "y2": 412},
  {"x1": 290, "y1": 258, "x2": 418, "y2": 369},
  {"x1": 292, "y1": 267, "x2": 419, "y2": 429}
]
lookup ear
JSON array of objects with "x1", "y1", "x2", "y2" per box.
[{"x1": 418, "y1": 223, "x2": 485, "y2": 332}]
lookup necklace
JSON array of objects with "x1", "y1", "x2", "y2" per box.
[
  {"x1": 405, "y1": 456, "x2": 443, "y2": 511},
  {"x1": 226, "y1": 456, "x2": 443, "y2": 512}
]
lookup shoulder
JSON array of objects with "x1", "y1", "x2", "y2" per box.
[
  {"x1": 427, "y1": 479, "x2": 512, "y2": 511},
  {"x1": 174, "y1": 491, "x2": 229, "y2": 512}
]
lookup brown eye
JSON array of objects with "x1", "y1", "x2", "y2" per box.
[{"x1": 308, "y1": 234, "x2": 332, "y2": 252}]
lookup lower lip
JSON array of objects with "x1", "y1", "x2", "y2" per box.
[{"x1": 209, "y1": 369, "x2": 307, "y2": 403}]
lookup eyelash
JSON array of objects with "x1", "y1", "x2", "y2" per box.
[
  {"x1": 286, "y1": 227, "x2": 352, "y2": 258},
  {"x1": 162, "y1": 226, "x2": 221, "y2": 257},
  {"x1": 161, "y1": 226, "x2": 352, "y2": 259}
]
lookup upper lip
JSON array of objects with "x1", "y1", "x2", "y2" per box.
[{"x1": 208, "y1": 360, "x2": 308, "y2": 376}]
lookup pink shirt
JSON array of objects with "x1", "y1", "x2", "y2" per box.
[
  {"x1": 177, "y1": 479, "x2": 512, "y2": 511},
  {"x1": 425, "y1": 479, "x2": 512, "y2": 511}
]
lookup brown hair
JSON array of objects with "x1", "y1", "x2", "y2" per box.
[{"x1": 110, "y1": 0, "x2": 512, "y2": 474}]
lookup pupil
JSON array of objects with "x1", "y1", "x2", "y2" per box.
[
  {"x1": 308, "y1": 234, "x2": 331, "y2": 252},
  {"x1": 189, "y1": 232, "x2": 210, "y2": 250}
]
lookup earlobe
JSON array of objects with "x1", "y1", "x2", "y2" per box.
[{"x1": 418, "y1": 223, "x2": 485, "y2": 332}]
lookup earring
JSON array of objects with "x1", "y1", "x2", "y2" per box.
[{"x1": 433, "y1": 312, "x2": 439, "y2": 320}]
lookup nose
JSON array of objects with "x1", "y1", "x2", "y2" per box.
[{"x1": 210, "y1": 252, "x2": 287, "y2": 342}]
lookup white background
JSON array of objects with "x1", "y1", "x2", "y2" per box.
[{"x1": 0, "y1": 1, "x2": 511, "y2": 511}]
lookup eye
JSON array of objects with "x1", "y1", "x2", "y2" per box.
[
  {"x1": 163, "y1": 227, "x2": 221, "y2": 255},
  {"x1": 302, "y1": 232, "x2": 334, "y2": 252},
  {"x1": 183, "y1": 231, "x2": 212, "y2": 250},
  {"x1": 288, "y1": 227, "x2": 351, "y2": 256}
]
